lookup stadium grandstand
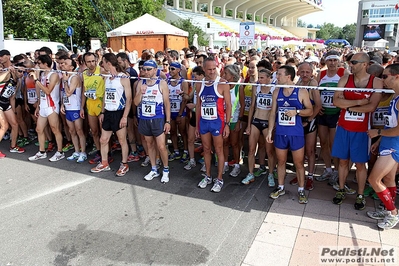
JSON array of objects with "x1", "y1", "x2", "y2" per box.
[{"x1": 164, "y1": 0, "x2": 324, "y2": 48}]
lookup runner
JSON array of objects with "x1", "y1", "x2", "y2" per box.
[{"x1": 90, "y1": 53, "x2": 132, "y2": 176}]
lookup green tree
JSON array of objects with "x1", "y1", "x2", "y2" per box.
[
  {"x1": 340, "y1": 23, "x2": 357, "y2": 45},
  {"x1": 316, "y1": 23, "x2": 342, "y2": 40},
  {"x1": 3, "y1": 0, "x2": 164, "y2": 49},
  {"x1": 170, "y1": 19, "x2": 207, "y2": 46},
  {"x1": 297, "y1": 19, "x2": 306, "y2": 28}
]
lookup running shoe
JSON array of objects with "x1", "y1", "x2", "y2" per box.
[
  {"x1": 49, "y1": 151, "x2": 65, "y2": 162},
  {"x1": 168, "y1": 152, "x2": 181, "y2": 161},
  {"x1": 116, "y1": 163, "x2": 129, "y2": 177},
  {"x1": 222, "y1": 165, "x2": 229, "y2": 174},
  {"x1": 46, "y1": 142, "x2": 55, "y2": 152},
  {"x1": 17, "y1": 137, "x2": 30, "y2": 147},
  {"x1": 198, "y1": 157, "x2": 204, "y2": 165},
  {"x1": 184, "y1": 160, "x2": 196, "y2": 170},
  {"x1": 333, "y1": 183, "x2": 356, "y2": 195},
  {"x1": 156, "y1": 158, "x2": 162, "y2": 169},
  {"x1": 180, "y1": 152, "x2": 189, "y2": 163},
  {"x1": 89, "y1": 154, "x2": 102, "y2": 164},
  {"x1": 141, "y1": 156, "x2": 151, "y2": 167},
  {"x1": 194, "y1": 145, "x2": 203, "y2": 153},
  {"x1": 28, "y1": 151, "x2": 47, "y2": 161},
  {"x1": 88, "y1": 146, "x2": 97, "y2": 156},
  {"x1": 377, "y1": 211, "x2": 399, "y2": 230},
  {"x1": 138, "y1": 150, "x2": 146, "y2": 159},
  {"x1": 298, "y1": 190, "x2": 308, "y2": 204},
  {"x1": 35, "y1": 140, "x2": 48, "y2": 147},
  {"x1": 161, "y1": 171, "x2": 169, "y2": 183},
  {"x1": 211, "y1": 179, "x2": 224, "y2": 193},
  {"x1": 267, "y1": 173, "x2": 275, "y2": 187},
  {"x1": 10, "y1": 146, "x2": 25, "y2": 153},
  {"x1": 367, "y1": 210, "x2": 389, "y2": 220},
  {"x1": 289, "y1": 177, "x2": 298, "y2": 185},
  {"x1": 200, "y1": 164, "x2": 206, "y2": 173},
  {"x1": 229, "y1": 165, "x2": 241, "y2": 177},
  {"x1": 62, "y1": 143, "x2": 74, "y2": 152},
  {"x1": 354, "y1": 194, "x2": 366, "y2": 210},
  {"x1": 198, "y1": 176, "x2": 212, "y2": 189},
  {"x1": 332, "y1": 189, "x2": 346, "y2": 205},
  {"x1": 77, "y1": 152, "x2": 87, "y2": 163},
  {"x1": 228, "y1": 159, "x2": 236, "y2": 166},
  {"x1": 127, "y1": 152, "x2": 140, "y2": 162},
  {"x1": 254, "y1": 167, "x2": 267, "y2": 177},
  {"x1": 328, "y1": 172, "x2": 338, "y2": 186},
  {"x1": 144, "y1": 170, "x2": 160, "y2": 181},
  {"x1": 315, "y1": 169, "x2": 332, "y2": 182},
  {"x1": 111, "y1": 142, "x2": 121, "y2": 152},
  {"x1": 67, "y1": 152, "x2": 80, "y2": 161},
  {"x1": 270, "y1": 187, "x2": 285, "y2": 199},
  {"x1": 241, "y1": 173, "x2": 255, "y2": 185},
  {"x1": 0, "y1": 151, "x2": 5, "y2": 158},
  {"x1": 305, "y1": 177, "x2": 314, "y2": 191},
  {"x1": 91, "y1": 163, "x2": 111, "y2": 173}
]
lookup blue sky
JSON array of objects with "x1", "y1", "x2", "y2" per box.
[{"x1": 300, "y1": 0, "x2": 360, "y2": 27}]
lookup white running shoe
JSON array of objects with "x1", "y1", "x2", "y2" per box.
[
  {"x1": 222, "y1": 165, "x2": 229, "y2": 174},
  {"x1": 211, "y1": 179, "x2": 224, "y2": 193},
  {"x1": 67, "y1": 152, "x2": 80, "y2": 161},
  {"x1": 161, "y1": 171, "x2": 169, "y2": 183},
  {"x1": 28, "y1": 151, "x2": 47, "y2": 161},
  {"x1": 229, "y1": 165, "x2": 241, "y2": 177},
  {"x1": 49, "y1": 151, "x2": 65, "y2": 162},
  {"x1": 184, "y1": 160, "x2": 196, "y2": 170},
  {"x1": 198, "y1": 176, "x2": 212, "y2": 189},
  {"x1": 144, "y1": 170, "x2": 160, "y2": 181},
  {"x1": 77, "y1": 152, "x2": 87, "y2": 163}
]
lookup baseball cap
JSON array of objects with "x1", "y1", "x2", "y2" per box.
[
  {"x1": 143, "y1": 60, "x2": 157, "y2": 68},
  {"x1": 170, "y1": 62, "x2": 181, "y2": 69},
  {"x1": 0, "y1": 49, "x2": 11, "y2": 57}
]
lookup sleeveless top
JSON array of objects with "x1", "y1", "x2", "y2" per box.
[
  {"x1": 167, "y1": 79, "x2": 184, "y2": 114},
  {"x1": 229, "y1": 84, "x2": 240, "y2": 123},
  {"x1": 26, "y1": 76, "x2": 37, "y2": 104},
  {"x1": 0, "y1": 78, "x2": 16, "y2": 104},
  {"x1": 63, "y1": 74, "x2": 82, "y2": 111},
  {"x1": 337, "y1": 74, "x2": 374, "y2": 132},
  {"x1": 379, "y1": 95, "x2": 399, "y2": 152},
  {"x1": 140, "y1": 79, "x2": 164, "y2": 119},
  {"x1": 255, "y1": 83, "x2": 272, "y2": 111},
  {"x1": 104, "y1": 73, "x2": 127, "y2": 111},
  {"x1": 83, "y1": 66, "x2": 105, "y2": 101},
  {"x1": 199, "y1": 77, "x2": 225, "y2": 122},
  {"x1": 39, "y1": 72, "x2": 60, "y2": 109},
  {"x1": 372, "y1": 94, "x2": 393, "y2": 129},
  {"x1": 275, "y1": 87, "x2": 304, "y2": 137},
  {"x1": 319, "y1": 68, "x2": 345, "y2": 115},
  {"x1": 243, "y1": 81, "x2": 252, "y2": 116}
]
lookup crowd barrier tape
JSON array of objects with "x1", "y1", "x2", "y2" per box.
[{"x1": 8, "y1": 67, "x2": 395, "y2": 94}]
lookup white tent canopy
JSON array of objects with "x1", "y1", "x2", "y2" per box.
[{"x1": 107, "y1": 13, "x2": 188, "y2": 37}]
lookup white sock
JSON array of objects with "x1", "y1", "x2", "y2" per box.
[
  {"x1": 298, "y1": 187, "x2": 304, "y2": 192},
  {"x1": 279, "y1": 185, "x2": 284, "y2": 190}
]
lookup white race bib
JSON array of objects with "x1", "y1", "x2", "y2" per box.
[
  {"x1": 372, "y1": 107, "x2": 388, "y2": 127},
  {"x1": 344, "y1": 110, "x2": 365, "y2": 122},
  {"x1": 170, "y1": 98, "x2": 181, "y2": 113},
  {"x1": 244, "y1": 96, "x2": 251, "y2": 112},
  {"x1": 141, "y1": 101, "x2": 156, "y2": 117},
  {"x1": 384, "y1": 114, "x2": 397, "y2": 128},
  {"x1": 63, "y1": 92, "x2": 70, "y2": 105},
  {"x1": 201, "y1": 102, "x2": 217, "y2": 120},
  {"x1": 84, "y1": 89, "x2": 97, "y2": 100},
  {"x1": 278, "y1": 107, "x2": 296, "y2": 126},
  {"x1": 257, "y1": 94, "x2": 272, "y2": 110},
  {"x1": 105, "y1": 88, "x2": 116, "y2": 104},
  {"x1": 27, "y1": 89, "x2": 37, "y2": 104},
  {"x1": 40, "y1": 90, "x2": 46, "y2": 101},
  {"x1": 321, "y1": 91, "x2": 334, "y2": 108}
]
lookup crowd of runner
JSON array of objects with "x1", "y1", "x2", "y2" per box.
[{"x1": 1, "y1": 44, "x2": 399, "y2": 230}]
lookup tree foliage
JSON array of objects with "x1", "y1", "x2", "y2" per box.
[
  {"x1": 315, "y1": 22, "x2": 357, "y2": 45},
  {"x1": 170, "y1": 19, "x2": 207, "y2": 47},
  {"x1": 3, "y1": 0, "x2": 164, "y2": 49}
]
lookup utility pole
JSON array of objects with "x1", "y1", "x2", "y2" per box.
[{"x1": 0, "y1": 0, "x2": 4, "y2": 49}]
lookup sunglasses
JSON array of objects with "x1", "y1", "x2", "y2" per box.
[
  {"x1": 382, "y1": 74, "x2": 396, "y2": 79},
  {"x1": 169, "y1": 67, "x2": 177, "y2": 71},
  {"x1": 17, "y1": 70, "x2": 24, "y2": 73},
  {"x1": 142, "y1": 67, "x2": 153, "y2": 72},
  {"x1": 350, "y1": 60, "x2": 365, "y2": 65},
  {"x1": 163, "y1": 64, "x2": 169, "y2": 66}
]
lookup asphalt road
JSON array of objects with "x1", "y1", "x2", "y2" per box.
[{"x1": 0, "y1": 141, "x2": 274, "y2": 266}]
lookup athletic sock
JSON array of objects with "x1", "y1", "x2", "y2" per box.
[{"x1": 376, "y1": 189, "x2": 396, "y2": 211}]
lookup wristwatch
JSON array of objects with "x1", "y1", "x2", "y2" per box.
[
  {"x1": 165, "y1": 121, "x2": 171, "y2": 124},
  {"x1": 296, "y1": 109, "x2": 300, "y2": 114},
  {"x1": 225, "y1": 121, "x2": 231, "y2": 126}
]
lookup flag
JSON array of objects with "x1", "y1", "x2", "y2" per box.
[{"x1": 395, "y1": 3, "x2": 399, "y2": 10}]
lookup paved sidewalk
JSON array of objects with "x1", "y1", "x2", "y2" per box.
[{"x1": 242, "y1": 164, "x2": 399, "y2": 266}]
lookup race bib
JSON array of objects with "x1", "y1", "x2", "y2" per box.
[
  {"x1": 244, "y1": 96, "x2": 251, "y2": 112},
  {"x1": 141, "y1": 101, "x2": 156, "y2": 117},
  {"x1": 170, "y1": 98, "x2": 181, "y2": 113},
  {"x1": 321, "y1": 91, "x2": 334, "y2": 108},
  {"x1": 1, "y1": 83, "x2": 16, "y2": 99},
  {"x1": 384, "y1": 114, "x2": 397, "y2": 128},
  {"x1": 27, "y1": 89, "x2": 37, "y2": 104},
  {"x1": 344, "y1": 110, "x2": 365, "y2": 122},
  {"x1": 105, "y1": 88, "x2": 116, "y2": 104},
  {"x1": 84, "y1": 89, "x2": 97, "y2": 100},
  {"x1": 257, "y1": 94, "x2": 272, "y2": 110},
  {"x1": 372, "y1": 107, "x2": 389, "y2": 127},
  {"x1": 278, "y1": 107, "x2": 296, "y2": 126},
  {"x1": 40, "y1": 90, "x2": 46, "y2": 101},
  {"x1": 63, "y1": 92, "x2": 70, "y2": 105},
  {"x1": 201, "y1": 102, "x2": 217, "y2": 120}
]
